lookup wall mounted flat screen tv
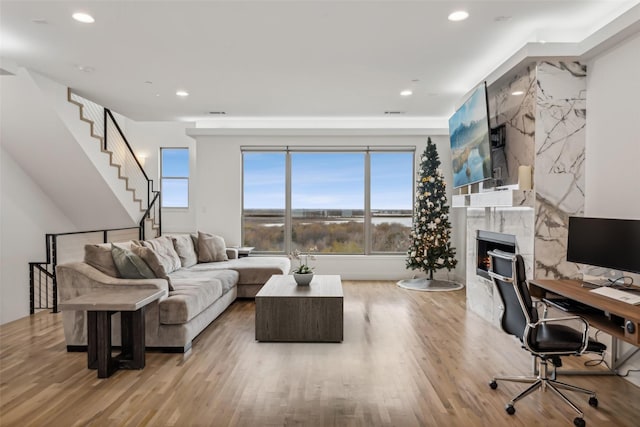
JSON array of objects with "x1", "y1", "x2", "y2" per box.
[
  {"x1": 448, "y1": 83, "x2": 493, "y2": 188},
  {"x1": 567, "y1": 217, "x2": 640, "y2": 274}
]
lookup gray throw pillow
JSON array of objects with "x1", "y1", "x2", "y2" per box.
[
  {"x1": 111, "y1": 244, "x2": 155, "y2": 279},
  {"x1": 171, "y1": 235, "x2": 197, "y2": 268},
  {"x1": 197, "y1": 231, "x2": 228, "y2": 263},
  {"x1": 140, "y1": 236, "x2": 181, "y2": 274},
  {"x1": 131, "y1": 245, "x2": 174, "y2": 291},
  {"x1": 85, "y1": 244, "x2": 120, "y2": 277}
]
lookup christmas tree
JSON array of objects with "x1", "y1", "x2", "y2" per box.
[{"x1": 406, "y1": 137, "x2": 457, "y2": 279}]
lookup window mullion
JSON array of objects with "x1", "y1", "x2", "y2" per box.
[
  {"x1": 285, "y1": 150, "x2": 292, "y2": 254},
  {"x1": 364, "y1": 151, "x2": 371, "y2": 255}
]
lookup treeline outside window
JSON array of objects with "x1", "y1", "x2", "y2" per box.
[{"x1": 242, "y1": 147, "x2": 414, "y2": 254}]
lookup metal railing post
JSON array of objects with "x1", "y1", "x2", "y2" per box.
[{"x1": 29, "y1": 264, "x2": 35, "y2": 315}]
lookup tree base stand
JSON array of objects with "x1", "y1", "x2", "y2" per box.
[{"x1": 396, "y1": 278, "x2": 464, "y2": 292}]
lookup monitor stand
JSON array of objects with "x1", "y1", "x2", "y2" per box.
[{"x1": 581, "y1": 278, "x2": 612, "y2": 288}]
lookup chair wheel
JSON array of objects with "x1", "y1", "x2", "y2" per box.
[
  {"x1": 505, "y1": 404, "x2": 515, "y2": 415},
  {"x1": 573, "y1": 417, "x2": 585, "y2": 427},
  {"x1": 588, "y1": 396, "x2": 598, "y2": 407},
  {"x1": 489, "y1": 381, "x2": 498, "y2": 390}
]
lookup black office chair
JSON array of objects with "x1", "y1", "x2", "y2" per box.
[{"x1": 487, "y1": 250, "x2": 606, "y2": 427}]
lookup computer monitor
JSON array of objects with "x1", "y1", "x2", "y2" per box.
[{"x1": 567, "y1": 217, "x2": 640, "y2": 274}]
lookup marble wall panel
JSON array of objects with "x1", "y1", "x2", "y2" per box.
[
  {"x1": 488, "y1": 66, "x2": 536, "y2": 187},
  {"x1": 534, "y1": 61, "x2": 587, "y2": 279}
]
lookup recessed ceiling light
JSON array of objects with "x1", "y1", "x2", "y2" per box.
[
  {"x1": 75, "y1": 64, "x2": 95, "y2": 73},
  {"x1": 511, "y1": 90, "x2": 524, "y2": 96},
  {"x1": 176, "y1": 90, "x2": 189, "y2": 97},
  {"x1": 448, "y1": 11, "x2": 469, "y2": 22},
  {"x1": 400, "y1": 90, "x2": 413, "y2": 97},
  {"x1": 539, "y1": 39, "x2": 547, "y2": 44},
  {"x1": 72, "y1": 12, "x2": 95, "y2": 23}
]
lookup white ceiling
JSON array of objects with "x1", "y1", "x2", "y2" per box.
[{"x1": 1, "y1": 1, "x2": 639, "y2": 122}]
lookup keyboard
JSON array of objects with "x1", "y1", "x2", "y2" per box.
[{"x1": 590, "y1": 286, "x2": 640, "y2": 305}]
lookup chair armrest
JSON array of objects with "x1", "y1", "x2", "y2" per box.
[
  {"x1": 528, "y1": 315, "x2": 590, "y2": 354},
  {"x1": 226, "y1": 248, "x2": 239, "y2": 259}
]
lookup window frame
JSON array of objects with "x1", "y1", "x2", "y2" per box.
[
  {"x1": 160, "y1": 147, "x2": 190, "y2": 209},
  {"x1": 242, "y1": 146, "x2": 415, "y2": 255}
]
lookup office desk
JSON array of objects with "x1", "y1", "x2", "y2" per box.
[{"x1": 529, "y1": 279, "x2": 640, "y2": 371}]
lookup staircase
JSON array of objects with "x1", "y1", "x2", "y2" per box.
[
  {"x1": 28, "y1": 86, "x2": 162, "y2": 314},
  {"x1": 67, "y1": 89, "x2": 161, "y2": 239}
]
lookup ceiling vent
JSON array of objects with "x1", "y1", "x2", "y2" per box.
[
  {"x1": 384, "y1": 111, "x2": 405, "y2": 115},
  {"x1": 208, "y1": 111, "x2": 227, "y2": 115}
]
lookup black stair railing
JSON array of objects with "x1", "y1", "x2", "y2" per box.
[
  {"x1": 29, "y1": 227, "x2": 140, "y2": 314},
  {"x1": 103, "y1": 108, "x2": 161, "y2": 239}
]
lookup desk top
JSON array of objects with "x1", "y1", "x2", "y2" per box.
[
  {"x1": 530, "y1": 279, "x2": 640, "y2": 323},
  {"x1": 530, "y1": 279, "x2": 640, "y2": 346},
  {"x1": 59, "y1": 288, "x2": 166, "y2": 312}
]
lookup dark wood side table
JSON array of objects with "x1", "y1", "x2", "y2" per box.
[{"x1": 59, "y1": 288, "x2": 166, "y2": 378}]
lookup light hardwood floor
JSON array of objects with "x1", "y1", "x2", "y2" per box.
[{"x1": 1, "y1": 281, "x2": 639, "y2": 426}]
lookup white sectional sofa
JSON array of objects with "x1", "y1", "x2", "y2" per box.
[{"x1": 56, "y1": 233, "x2": 290, "y2": 352}]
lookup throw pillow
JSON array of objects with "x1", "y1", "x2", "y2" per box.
[
  {"x1": 197, "y1": 231, "x2": 228, "y2": 263},
  {"x1": 111, "y1": 244, "x2": 155, "y2": 279},
  {"x1": 171, "y1": 235, "x2": 198, "y2": 268},
  {"x1": 131, "y1": 245, "x2": 174, "y2": 291},
  {"x1": 140, "y1": 236, "x2": 181, "y2": 274},
  {"x1": 84, "y1": 244, "x2": 120, "y2": 277}
]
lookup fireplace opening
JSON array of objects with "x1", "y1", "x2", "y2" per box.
[{"x1": 476, "y1": 230, "x2": 517, "y2": 279}]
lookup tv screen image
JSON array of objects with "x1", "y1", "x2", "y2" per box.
[{"x1": 448, "y1": 84, "x2": 492, "y2": 188}]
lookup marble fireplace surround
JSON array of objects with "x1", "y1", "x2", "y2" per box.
[{"x1": 466, "y1": 208, "x2": 535, "y2": 326}]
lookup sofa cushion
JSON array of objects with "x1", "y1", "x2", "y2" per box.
[
  {"x1": 171, "y1": 235, "x2": 198, "y2": 268},
  {"x1": 111, "y1": 244, "x2": 155, "y2": 279},
  {"x1": 160, "y1": 269, "x2": 239, "y2": 324},
  {"x1": 85, "y1": 244, "x2": 119, "y2": 277},
  {"x1": 140, "y1": 236, "x2": 181, "y2": 274},
  {"x1": 197, "y1": 231, "x2": 228, "y2": 263},
  {"x1": 131, "y1": 245, "x2": 175, "y2": 291},
  {"x1": 84, "y1": 241, "x2": 137, "y2": 278},
  {"x1": 169, "y1": 268, "x2": 238, "y2": 295},
  {"x1": 187, "y1": 256, "x2": 290, "y2": 285}
]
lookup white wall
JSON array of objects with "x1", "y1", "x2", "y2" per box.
[
  {"x1": 586, "y1": 31, "x2": 640, "y2": 386},
  {"x1": 127, "y1": 121, "x2": 196, "y2": 232},
  {"x1": 586, "y1": 32, "x2": 640, "y2": 220},
  {"x1": 193, "y1": 133, "x2": 466, "y2": 281},
  {"x1": 0, "y1": 147, "x2": 77, "y2": 324}
]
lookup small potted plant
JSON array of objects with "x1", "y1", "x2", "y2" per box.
[{"x1": 289, "y1": 247, "x2": 317, "y2": 285}]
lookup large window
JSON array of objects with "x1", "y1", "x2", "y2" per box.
[
  {"x1": 243, "y1": 148, "x2": 414, "y2": 254},
  {"x1": 161, "y1": 148, "x2": 189, "y2": 208},
  {"x1": 370, "y1": 152, "x2": 414, "y2": 252},
  {"x1": 243, "y1": 152, "x2": 286, "y2": 251}
]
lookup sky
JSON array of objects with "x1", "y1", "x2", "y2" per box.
[
  {"x1": 161, "y1": 148, "x2": 189, "y2": 207},
  {"x1": 243, "y1": 151, "x2": 413, "y2": 210}
]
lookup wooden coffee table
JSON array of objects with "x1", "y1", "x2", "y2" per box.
[
  {"x1": 255, "y1": 274, "x2": 343, "y2": 342},
  {"x1": 59, "y1": 288, "x2": 166, "y2": 378}
]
